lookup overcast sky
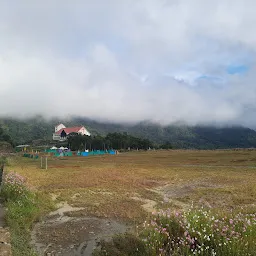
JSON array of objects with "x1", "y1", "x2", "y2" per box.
[{"x1": 0, "y1": 0, "x2": 256, "y2": 126}]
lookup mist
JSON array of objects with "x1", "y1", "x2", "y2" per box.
[{"x1": 1, "y1": 1, "x2": 256, "y2": 127}]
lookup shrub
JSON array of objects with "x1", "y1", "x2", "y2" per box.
[
  {"x1": 0, "y1": 156, "x2": 8, "y2": 166},
  {"x1": 1, "y1": 172, "x2": 40, "y2": 255},
  {"x1": 141, "y1": 207, "x2": 256, "y2": 256},
  {"x1": 1, "y1": 172, "x2": 29, "y2": 201},
  {"x1": 94, "y1": 207, "x2": 256, "y2": 256},
  {"x1": 93, "y1": 233, "x2": 151, "y2": 256}
]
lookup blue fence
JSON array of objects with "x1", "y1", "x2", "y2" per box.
[
  {"x1": 78, "y1": 150, "x2": 116, "y2": 157},
  {"x1": 23, "y1": 153, "x2": 39, "y2": 159},
  {"x1": 42, "y1": 149, "x2": 117, "y2": 157}
]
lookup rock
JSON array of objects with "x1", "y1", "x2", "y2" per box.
[
  {"x1": 0, "y1": 243, "x2": 12, "y2": 256},
  {"x1": 0, "y1": 228, "x2": 11, "y2": 244}
]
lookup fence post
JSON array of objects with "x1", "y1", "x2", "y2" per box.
[{"x1": 45, "y1": 157, "x2": 48, "y2": 170}]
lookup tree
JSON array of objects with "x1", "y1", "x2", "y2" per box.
[
  {"x1": 67, "y1": 132, "x2": 155, "y2": 151},
  {"x1": 0, "y1": 126, "x2": 13, "y2": 146},
  {"x1": 160, "y1": 142, "x2": 173, "y2": 149}
]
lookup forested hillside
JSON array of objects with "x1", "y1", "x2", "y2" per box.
[
  {"x1": 0, "y1": 126, "x2": 12, "y2": 144},
  {"x1": 1, "y1": 116, "x2": 256, "y2": 149}
]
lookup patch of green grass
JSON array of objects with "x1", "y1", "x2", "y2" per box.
[
  {"x1": 1, "y1": 172, "x2": 54, "y2": 256},
  {"x1": 0, "y1": 156, "x2": 9, "y2": 166},
  {"x1": 6, "y1": 197, "x2": 39, "y2": 256},
  {"x1": 93, "y1": 233, "x2": 151, "y2": 256},
  {"x1": 5, "y1": 193, "x2": 54, "y2": 256}
]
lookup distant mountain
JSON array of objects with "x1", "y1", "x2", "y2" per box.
[{"x1": 1, "y1": 116, "x2": 256, "y2": 149}]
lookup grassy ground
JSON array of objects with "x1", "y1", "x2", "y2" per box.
[
  {"x1": 7, "y1": 150, "x2": 256, "y2": 221},
  {"x1": 3, "y1": 150, "x2": 256, "y2": 255}
]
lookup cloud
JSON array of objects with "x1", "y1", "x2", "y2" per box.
[{"x1": 0, "y1": 0, "x2": 256, "y2": 127}]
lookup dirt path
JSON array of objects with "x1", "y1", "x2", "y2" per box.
[{"x1": 31, "y1": 202, "x2": 129, "y2": 256}]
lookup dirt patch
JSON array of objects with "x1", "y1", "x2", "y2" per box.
[
  {"x1": 49, "y1": 202, "x2": 85, "y2": 221},
  {"x1": 128, "y1": 179, "x2": 223, "y2": 213},
  {"x1": 148, "y1": 179, "x2": 225, "y2": 210},
  {"x1": 131, "y1": 196, "x2": 157, "y2": 213},
  {"x1": 0, "y1": 227, "x2": 12, "y2": 256},
  {"x1": 31, "y1": 203, "x2": 129, "y2": 256},
  {"x1": 154, "y1": 179, "x2": 223, "y2": 198}
]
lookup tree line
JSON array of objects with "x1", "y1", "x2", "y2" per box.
[
  {"x1": 67, "y1": 132, "x2": 173, "y2": 151},
  {"x1": 2, "y1": 116, "x2": 256, "y2": 150},
  {"x1": 0, "y1": 126, "x2": 13, "y2": 145}
]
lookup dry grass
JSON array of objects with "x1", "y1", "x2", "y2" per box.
[{"x1": 7, "y1": 150, "x2": 256, "y2": 220}]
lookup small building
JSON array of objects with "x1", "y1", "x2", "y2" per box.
[
  {"x1": 52, "y1": 124, "x2": 91, "y2": 141},
  {"x1": 15, "y1": 144, "x2": 30, "y2": 152}
]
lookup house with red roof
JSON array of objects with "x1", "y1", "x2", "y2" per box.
[{"x1": 53, "y1": 123, "x2": 91, "y2": 141}]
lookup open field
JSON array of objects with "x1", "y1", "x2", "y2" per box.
[
  {"x1": 10, "y1": 150, "x2": 256, "y2": 216},
  {"x1": 6, "y1": 150, "x2": 256, "y2": 255}
]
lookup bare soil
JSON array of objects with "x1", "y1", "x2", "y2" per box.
[{"x1": 31, "y1": 203, "x2": 129, "y2": 256}]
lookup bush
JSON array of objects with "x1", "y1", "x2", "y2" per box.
[
  {"x1": 141, "y1": 208, "x2": 256, "y2": 256},
  {"x1": 1, "y1": 172, "x2": 29, "y2": 201},
  {"x1": 1, "y1": 172, "x2": 41, "y2": 255},
  {"x1": 0, "y1": 156, "x2": 8, "y2": 166},
  {"x1": 93, "y1": 233, "x2": 151, "y2": 256},
  {"x1": 94, "y1": 207, "x2": 256, "y2": 256}
]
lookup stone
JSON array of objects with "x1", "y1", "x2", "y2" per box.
[
  {"x1": 0, "y1": 243, "x2": 12, "y2": 256},
  {"x1": 0, "y1": 228, "x2": 11, "y2": 244}
]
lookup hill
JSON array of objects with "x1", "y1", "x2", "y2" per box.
[{"x1": 1, "y1": 116, "x2": 256, "y2": 149}]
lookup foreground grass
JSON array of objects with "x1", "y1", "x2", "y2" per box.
[
  {"x1": 1, "y1": 171, "x2": 54, "y2": 256},
  {"x1": 5, "y1": 150, "x2": 256, "y2": 254}
]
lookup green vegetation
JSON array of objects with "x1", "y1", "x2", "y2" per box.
[
  {"x1": 1, "y1": 116, "x2": 256, "y2": 149},
  {"x1": 0, "y1": 156, "x2": 8, "y2": 166},
  {"x1": 0, "y1": 126, "x2": 13, "y2": 145},
  {"x1": 1, "y1": 171, "x2": 53, "y2": 256},
  {"x1": 0, "y1": 116, "x2": 52, "y2": 145},
  {"x1": 94, "y1": 207, "x2": 256, "y2": 256},
  {"x1": 68, "y1": 132, "x2": 154, "y2": 151},
  {"x1": 93, "y1": 233, "x2": 150, "y2": 256},
  {"x1": 0, "y1": 125, "x2": 13, "y2": 153}
]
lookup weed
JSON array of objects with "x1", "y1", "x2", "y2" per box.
[{"x1": 1, "y1": 171, "x2": 54, "y2": 256}]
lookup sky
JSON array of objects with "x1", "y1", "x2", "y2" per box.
[{"x1": 0, "y1": 0, "x2": 256, "y2": 127}]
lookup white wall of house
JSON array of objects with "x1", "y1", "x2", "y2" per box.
[
  {"x1": 78, "y1": 127, "x2": 91, "y2": 136},
  {"x1": 55, "y1": 124, "x2": 66, "y2": 132}
]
